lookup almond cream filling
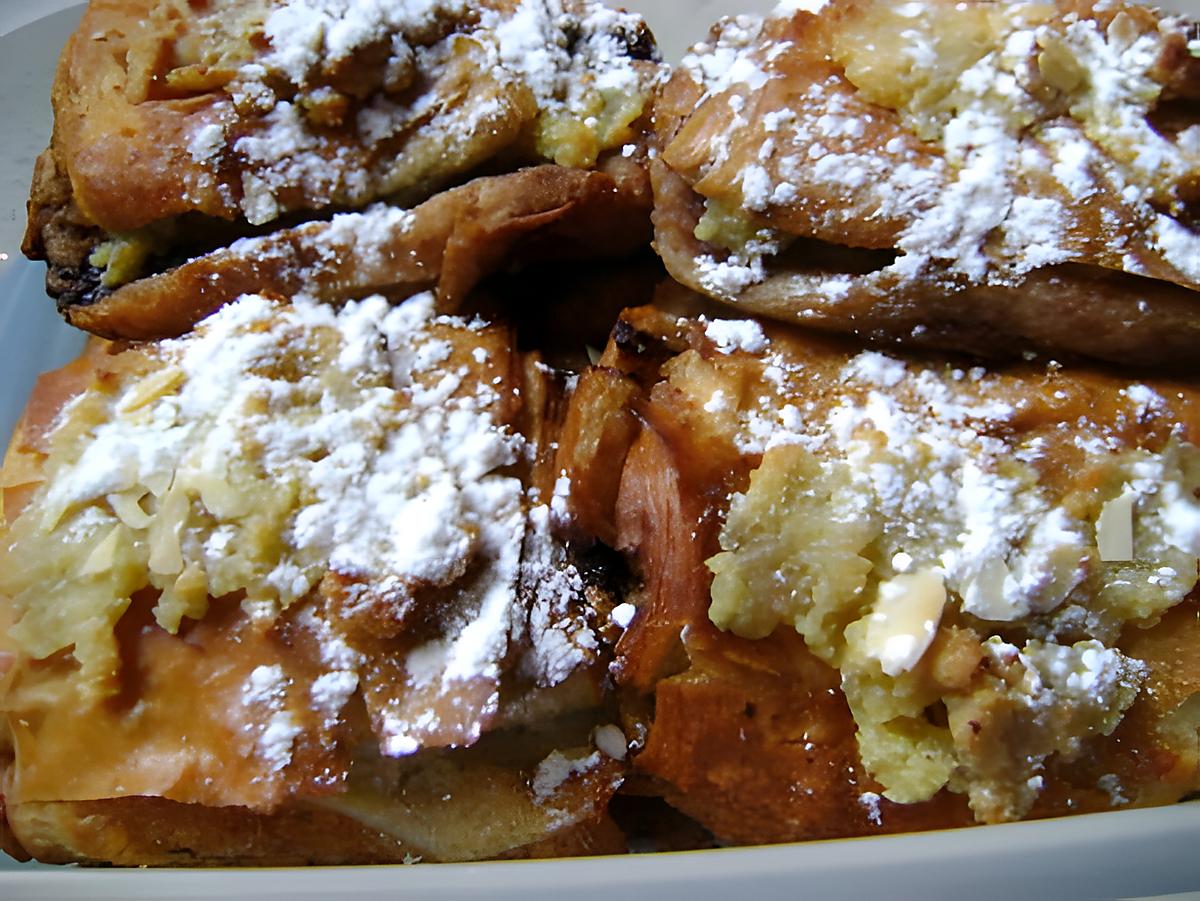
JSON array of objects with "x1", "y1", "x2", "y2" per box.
[{"x1": 706, "y1": 341, "x2": 1200, "y2": 822}]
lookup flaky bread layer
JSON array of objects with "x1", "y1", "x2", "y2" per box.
[
  {"x1": 64, "y1": 161, "x2": 652, "y2": 341},
  {"x1": 2, "y1": 796, "x2": 626, "y2": 866},
  {"x1": 569, "y1": 304, "x2": 1200, "y2": 840}
]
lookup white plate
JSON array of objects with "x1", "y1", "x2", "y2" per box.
[{"x1": 1, "y1": 2, "x2": 1199, "y2": 897}]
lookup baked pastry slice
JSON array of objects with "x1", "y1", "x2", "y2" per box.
[
  {"x1": 0, "y1": 290, "x2": 628, "y2": 864},
  {"x1": 24, "y1": 0, "x2": 663, "y2": 318},
  {"x1": 60, "y1": 159, "x2": 653, "y2": 340},
  {"x1": 651, "y1": 0, "x2": 1200, "y2": 367},
  {"x1": 558, "y1": 300, "x2": 1200, "y2": 842}
]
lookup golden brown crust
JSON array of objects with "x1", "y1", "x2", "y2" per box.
[
  {"x1": 0, "y1": 297, "x2": 626, "y2": 866},
  {"x1": 64, "y1": 162, "x2": 651, "y2": 340},
  {"x1": 3, "y1": 796, "x2": 626, "y2": 866},
  {"x1": 24, "y1": 0, "x2": 664, "y2": 332},
  {"x1": 636, "y1": 630, "x2": 978, "y2": 844},
  {"x1": 650, "y1": 160, "x2": 1200, "y2": 369},
  {"x1": 10, "y1": 0, "x2": 1200, "y2": 866},
  {"x1": 6, "y1": 798, "x2": 413, "y2": 867},
  {"x1": 51, "y1": 0, "x2": 226, "y2": 231},
  {"x1": 650, "y1": 0, "x2": 1200, "y2": 368},
  {"x1": 577, "y1": 305, "x2": 1200, "y2": 843},
  {"x1": 47, "y1": 0, "x2": 659, "y2": 234}
]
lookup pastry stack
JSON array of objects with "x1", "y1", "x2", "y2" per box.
[{"x1": 2, "y1": 0, "x2": 1197, "y2": 865}]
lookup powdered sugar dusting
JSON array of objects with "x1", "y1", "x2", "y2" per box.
[
  {"x1": 704, "y1": 316, "x2": 768, "y2": 354},
  {"x1": 258, "y1": 711, "x2": 303, "y2": 773},
  {"x1": 682, "y1": 15, "x2": 771, "y2": 97},
  {"x1": 241, "y1": 664, "x2": 300, "y2": 774},
  {"x1": 189, "y1": 0, "x2": 660, "y2": 224},
  {"x1": 675, "y1": 2, "x2": 1200, "y2": 299},
  {"x1": 706, "y1": 325, "x2": 1198, "y2": 820},
  {"x1": 35, "y1": 288, "x2": 558, "y2": 757},
  {"x1": 532, "y1": 749, "x2": 603, "y2": 802},
  {"x1": 858, "y1": 791, "x2": 883, "y2": 826},
  {"x1": 310, "y1": 670, "x2": 359, "y2": 726},
  {"x1": 515, "y1": 505, "x2": 598, "y2": 688}
]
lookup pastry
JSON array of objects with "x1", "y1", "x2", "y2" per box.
[
  {"x1": 23, "y1": 0, "x2": 663, "y2": 324},
  {"x1": 559, "y1": 301, "x2": 1200, "y2": 840},
  {"x1": 60, "y1": 159, "x2": 652, "y2": 340},
  {"x1": 0, "y1": 290, "x2": 628, "y2": 864},
  {"x1": 5, "y1": 0, "x2": 1200, "y2": 868},
  {"x1": 650, "y1": 0, "x2": 1200, "y2": 367}
]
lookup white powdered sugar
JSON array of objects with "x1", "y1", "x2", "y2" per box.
[
  {"x1": 242, "y1": 665, "x2": 301, "y2": 774},
  {"x1": 532, "y1": 749, "x2": 603, "y2": 802},
  {"x1": 858, "y1": 791, "x2": 883, "y2": 826},
  {"x1": 610, "y1": 603, "x2": 636, "y2": 629},
  {"x1": 694, "y1": 235, "x2": 780, "y2": 297},
  {"x1": 486, "y1": 0, "x2": 645, "y2": 106},
  {"x1": 39, "y1": 285, "x2": 602, "y2": 759},
  {"x1": 310, "y1": 670, "x2": 360, "y2": 725},
  {"x1": 515, "y1": 505, "x2": 598, "y2": 688},
  {"x1": 840, "y1": 351, "x2": 906, "y2": 389},
  {"x1": 41, "y1": 290, "x2": 558, "y2": 747},
  {"x1": 1152, "y1": 215, "x2": 1200, "y2": 283},
  {"x1": 1123, "y1": 384, "x2": 1165, "y2": 420},
  {"x1": 709, "y1": 329, "x2": 1196, "y2": 818},
  {"x1": 258, "y1": 712, "x2": 304, "y2": 773},
  {"x1": 682, "y1": 15, "x2": 771, "y2": 97},
  {"x1": 258, "y1": 0, "x2": 461, "y2": 84},
  {"x1": 301, "y1": 604, "x2": 366, "y2": 667},
  {"x1": 960, "y1": 636, "x2": 1148, "y2": 815},
  {"x1": 398, "y1": 477, "x2": 525, "y2": 691},
  {"x1": 197, "y1": 0, "x2": 657, "y2": 224},
  {"x1": 528, "y1": 748, "x2": 618, "y2": 828},
  {"x1": 550, "y1": 472, "x2": 572, "y2": 527},
  {"x1": 243, "y1": 664, "x2": 288, "y2": 707},
  {"x1": 724, "y1": 338, "x2": 1198, "y2": 634},
  {"x1": 233, "y1": 102, "x2": 368, "y2": 224},
  {"x1": 187, "y1": 122, "x2": 227, "y2": 165},
  {"x1": 703, "y1": 317, "x2": 768, "y2": 355},
  {"x1": 203, "y1": 293, "x2": 519, "y2": 595},
  {"x1": 817, "y1": 357, "x2": 1091, "y2": 624},
  {"x1": 681, "y1": 3, "x2": 1200, "y2": 297},
  {"x1": 41, "y1": 414, "x2": 191, "y2": 518},
  {"x1": 888, "y1": 28, "x2": 1065, "y2": 283}
]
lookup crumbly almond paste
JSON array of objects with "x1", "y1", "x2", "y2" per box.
[
  {"x1": 678, "y1": 2, "x2": 1200, "y2": 298},
  {"x1": 704, "y1": 337, "x2": 1200, "y2": 822},
  {"x1": 1, "y1": 292, "x2": 527, "y2": 707}
]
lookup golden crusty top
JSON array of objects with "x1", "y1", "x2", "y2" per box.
[
  {"x1": 575, "y1": 304, "x2": 1199, "y2": 826},
  {"x1": 650, "y1": 0, "x2": 1200, "y2": 366},
  {"x1": 52, "y1": 0, "x2": 662, "y2": 233},
  {"x1": 0, "y1": 292, "x2": 607, "y2": 815}
]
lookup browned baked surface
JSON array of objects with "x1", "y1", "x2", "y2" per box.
[
  {"x1": 650, "y1": 0, "x2": 1200, "y2": 367},
  {"x1": 62, "y1": 160, "x2": 653, "y2": 340},
  {"x1": 0, "y1": 294, "x2": 629, "y2": 865},
  {"x1": 23, "y1": 0, "x2": 663, "y2": 324},
  {"x1": 43, "y1": 0, "x2": 659, "y2": 233},
  {"x1": 4, "y1": 797, "x2": 626, "y2": 866},
  {"x1": 5, "y1": 799, "x2": 414, "y2": 866},
  {"x1": 7, "y1": 0, "x2": 1200, "y2": 868},
  {"x1": 561, "y1": 303, "x2": 1200, "y2": 842}
]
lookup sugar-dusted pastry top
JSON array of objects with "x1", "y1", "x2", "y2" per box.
[
  {"x1": 52, "y1": 0, "x2": 662, "y2": 236},
  {"x1": 7, "y1": 0, "x2": 1200, "y2": 867},
  {"x1": 567, "y1": 303, "x2": 1199, "y2": 836},
  {"x1": 0, "y1": 292, "x2": 620, "y2": 828},
  {"x1": 650, "y1": 0, "x2": 1200, "y2": 366},
  {"x1": 703, "y1": 337, "x2": 1198, "y2": 822}
]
